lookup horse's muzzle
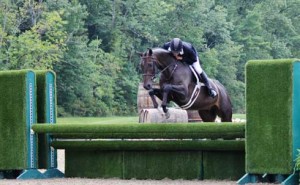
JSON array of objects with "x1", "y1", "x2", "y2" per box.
[{"x1": 143, "y1": 84, "x2": 152, "y2": 90}]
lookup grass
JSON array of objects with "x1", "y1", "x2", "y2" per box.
[
  {"x1": 57, "y1": 116, "x2": 139, "y2": 124},
  {"x1": 57, "y1": 114, "x2": 246, "y2": 124},
  {"x1": 233, "y1": 114, "x2": 246, "y2": 119}
]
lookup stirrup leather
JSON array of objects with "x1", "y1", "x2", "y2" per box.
[{"x1": 181, "y1": 66, "x2": 202, "y2": 109}]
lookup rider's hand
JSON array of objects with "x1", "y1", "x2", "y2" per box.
[
  {"x1": 172, "y1": 52, "x2": 183, "y2": 61},
  {"x1": 175, "y1": 55, "x2": 183, "y2": 60}
]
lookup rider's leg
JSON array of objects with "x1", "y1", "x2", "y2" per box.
[
  {"x1": 191, "y1": 58, "x2": 203, "y2": 75},
  {"x1": 200, "y1": 71, "x2": 217, "y2": 98},
  {"x1": 192, "y1": 61, "x2": 217, "y2": 98}
]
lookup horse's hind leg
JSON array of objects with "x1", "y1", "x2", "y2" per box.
[
  {"x1": 198, "y1": 109, "x2": 217, "y2": 122},
  {"x1": 217, "y1": 108, "x2": 232, "y2": 122}
]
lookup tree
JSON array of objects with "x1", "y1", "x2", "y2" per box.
[
  {"x1": 0, "y1": 1, "x2": 66, "y2": 70},
  {"x1": 0, "y1": 1, "x2": 19, "y2": 69},
  {"x1": 232, "y1": 9, "x2": 272, "y2": 81},
  {"x1": 2, "y1": 0, "x2": 300, "y2": 115}
]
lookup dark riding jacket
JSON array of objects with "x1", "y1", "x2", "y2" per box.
[{"x1": 162, "y1": 41, "x2": 198, "y2": 65}]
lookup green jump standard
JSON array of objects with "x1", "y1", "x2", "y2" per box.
[{"x1": 238, "y1": 59, "x2": 300, "y2": 185}]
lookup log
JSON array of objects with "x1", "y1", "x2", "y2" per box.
[
  {"x1": 139, "y1": 108, "x2": 188, "y2": 123},
  {"x1": 137, "y1": 83, "x2": 161, "y2": 113},
  {"x1": 187, "y1": 110, "x2": 202, "y2": 122}
]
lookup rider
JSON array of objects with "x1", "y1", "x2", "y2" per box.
[{"x1": 162, "y1": 38, "x2": 217, "y2": 98}]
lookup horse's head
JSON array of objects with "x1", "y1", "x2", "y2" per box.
[
  {"x1": 139, "y1": 48, "x2": 176, "y2": 90},
  {"x1": 139, "y1": 48, "x2": 156, "y2": 90}
]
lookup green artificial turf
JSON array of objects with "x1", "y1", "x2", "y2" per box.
[
  {"x1": 36, "y1": 71, "x2": 47, "y2": 124},
  {"x1": 51, "y1": 140, "x2": 245, "y2": 151},
  {"x1": 202, "y1": 151, "x2": 245, "y2": 180},
  {"x1": 40, "y1": 121, "x2": 246, "y2": 179},
  {"x1": 0, "y1": 70, "x2": 36, "y2": 169},
  {"x1": 65, "y1": 150, "x2": 124, "y2": 178},
  {"x1": 65, "y1": 149, "x2": 245, "y2": 180},
  {"x1": 53, "y1": 122, "x2": 245, "y2": 180},
  {"x1": 35, "y1": 70, "x2": 57, "y2": 169},
  {"x1": 123, "y1": 151, "x2": 203, "y2": 180},
  {"x1": 32, "y1": 122, "x2": 245, "y2": 139},
  {"x1": 246, "y1": 59, "x2": 297, "y2": 174},
  {"x1": 66, "y1": 150, "x2": 203, "y2": 179}
]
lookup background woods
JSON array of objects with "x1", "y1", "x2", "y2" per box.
[{"x1": 0, "y1": 0, "x2": 299, "y2": 116}]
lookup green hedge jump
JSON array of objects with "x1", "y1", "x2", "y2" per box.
[
  {"x1": 33, "y1": 122, "x2": 245, "y2": 180},
  {"x1": 32, "y1": 122, "x2": 245, "y2": 139},
  {"x1": 238, "y1": 59, "x2": 300, "y2": 185},
  {"x1": 51, "y1": 140, "x2": 245, "y2": 151}
]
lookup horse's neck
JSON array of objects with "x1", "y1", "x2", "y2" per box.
[{"x1": 153, "y1": 50, "x2": 175, "y2": 68}]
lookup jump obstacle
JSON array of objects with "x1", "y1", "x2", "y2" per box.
[
  {"x1": 237, "y1": 59, "x2": 300, "y2": 184},
  {"x1": 0, "y1": 69, "x2": 245, "y2": 180},
  {"x1": 0, "y1": 59, "x2": 299, "y2": 184},
  {"x1": 0, "y1": 70, "x2": 62, "y2": 179}
]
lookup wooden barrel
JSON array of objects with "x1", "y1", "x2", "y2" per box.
[
  {"x1": 187, "y1": 110, "x2": 202, "y2": 122},
  {"x1": 137, "y1": 83, "x2": 161, "y2": 113},
  {"x1": 139, "y1": 108, "x2": 188, "y2": 123}
]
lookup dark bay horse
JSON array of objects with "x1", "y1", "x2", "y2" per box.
[{"x1": 139, "y1": 48, "x2": 232, "y2": 122}]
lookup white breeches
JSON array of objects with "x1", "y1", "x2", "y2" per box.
[{"x1": 192, "y1": 57, "x2": 203, "y2": 75}]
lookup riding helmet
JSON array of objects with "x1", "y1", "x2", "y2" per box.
[{"x1": 170, "y1": 38, "x2": 183, "y2": 53}]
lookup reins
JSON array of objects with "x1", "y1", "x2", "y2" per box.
[{"x1": 141, "y1": 56, "x2": 177, "y2": 81}]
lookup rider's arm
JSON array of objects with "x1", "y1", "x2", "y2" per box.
[
  {"x1": 189, "y1": 45, "x2": 199, "y2": 63},
  {"x1": 182, "y1": 42, "x2": 198, "y2": 64},
  {"x1": 161, "y1": 42, "x2": 170, "y2": 50}
]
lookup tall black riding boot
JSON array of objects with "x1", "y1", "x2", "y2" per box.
[{"x1": 199, "y1": 71, "x2": 217, "y2": 98}]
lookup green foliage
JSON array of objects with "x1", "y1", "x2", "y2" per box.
[
  {"x1": 1, "y1": 0, "x2": 300, "y2": 116},
  {"x1": 0, "y1": 1, "x2": 66, "y2": 70},
  {"x1": 8, "y1": 29, "x2": 64, "y2": 69}
]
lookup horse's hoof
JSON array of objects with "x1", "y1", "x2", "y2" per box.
[{"x1": 165, "y1": 111, "x2": 170, "y2": 119}]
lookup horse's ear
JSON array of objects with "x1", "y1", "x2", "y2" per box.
[{"x1": 148, "y1": 48, "x2": 153, "y2": 56}]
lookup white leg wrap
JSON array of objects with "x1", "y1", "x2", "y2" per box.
[{"x1": 192, "y1": 58, "x2": 203, "y2": 75}]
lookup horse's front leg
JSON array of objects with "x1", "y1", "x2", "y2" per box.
[
  {"x1": 148, "y1": 88, "x2": 161, "y2": 108},
  {"x1": 161, "y1": 84, "x2": 186, "y2": 114}
]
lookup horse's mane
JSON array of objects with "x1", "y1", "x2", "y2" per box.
[
  {"x1": 152, "y1": 48, "x2": 170, "y2": 55},
  {"x1": 151, "y1": 48, "x2": 176, "y2": 64},
  {"x1": 152, "y1": 48, "x2": 202, "y2": 84}
]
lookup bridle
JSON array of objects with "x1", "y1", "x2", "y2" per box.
[
  {"x1": 141, "y1": 55, "x2": 178, "y2": 81},
  {"x1": 141, "y1": 56, "x2": 156, "y2": 80}
]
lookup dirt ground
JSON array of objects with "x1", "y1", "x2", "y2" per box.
[
  {"x1": 0, "y1": 150, "x2": 277, "y2": 185},
  {"x1": 0, "y1": 178, "x2": 277, "y2": 185},
  {"x1": 0, "y1": 178, "x2": 244, "y2": 185}
]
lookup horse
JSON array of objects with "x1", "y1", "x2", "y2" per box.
[{"x1": 139, "y1": 48, "x2": 232, "y2": 122}]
